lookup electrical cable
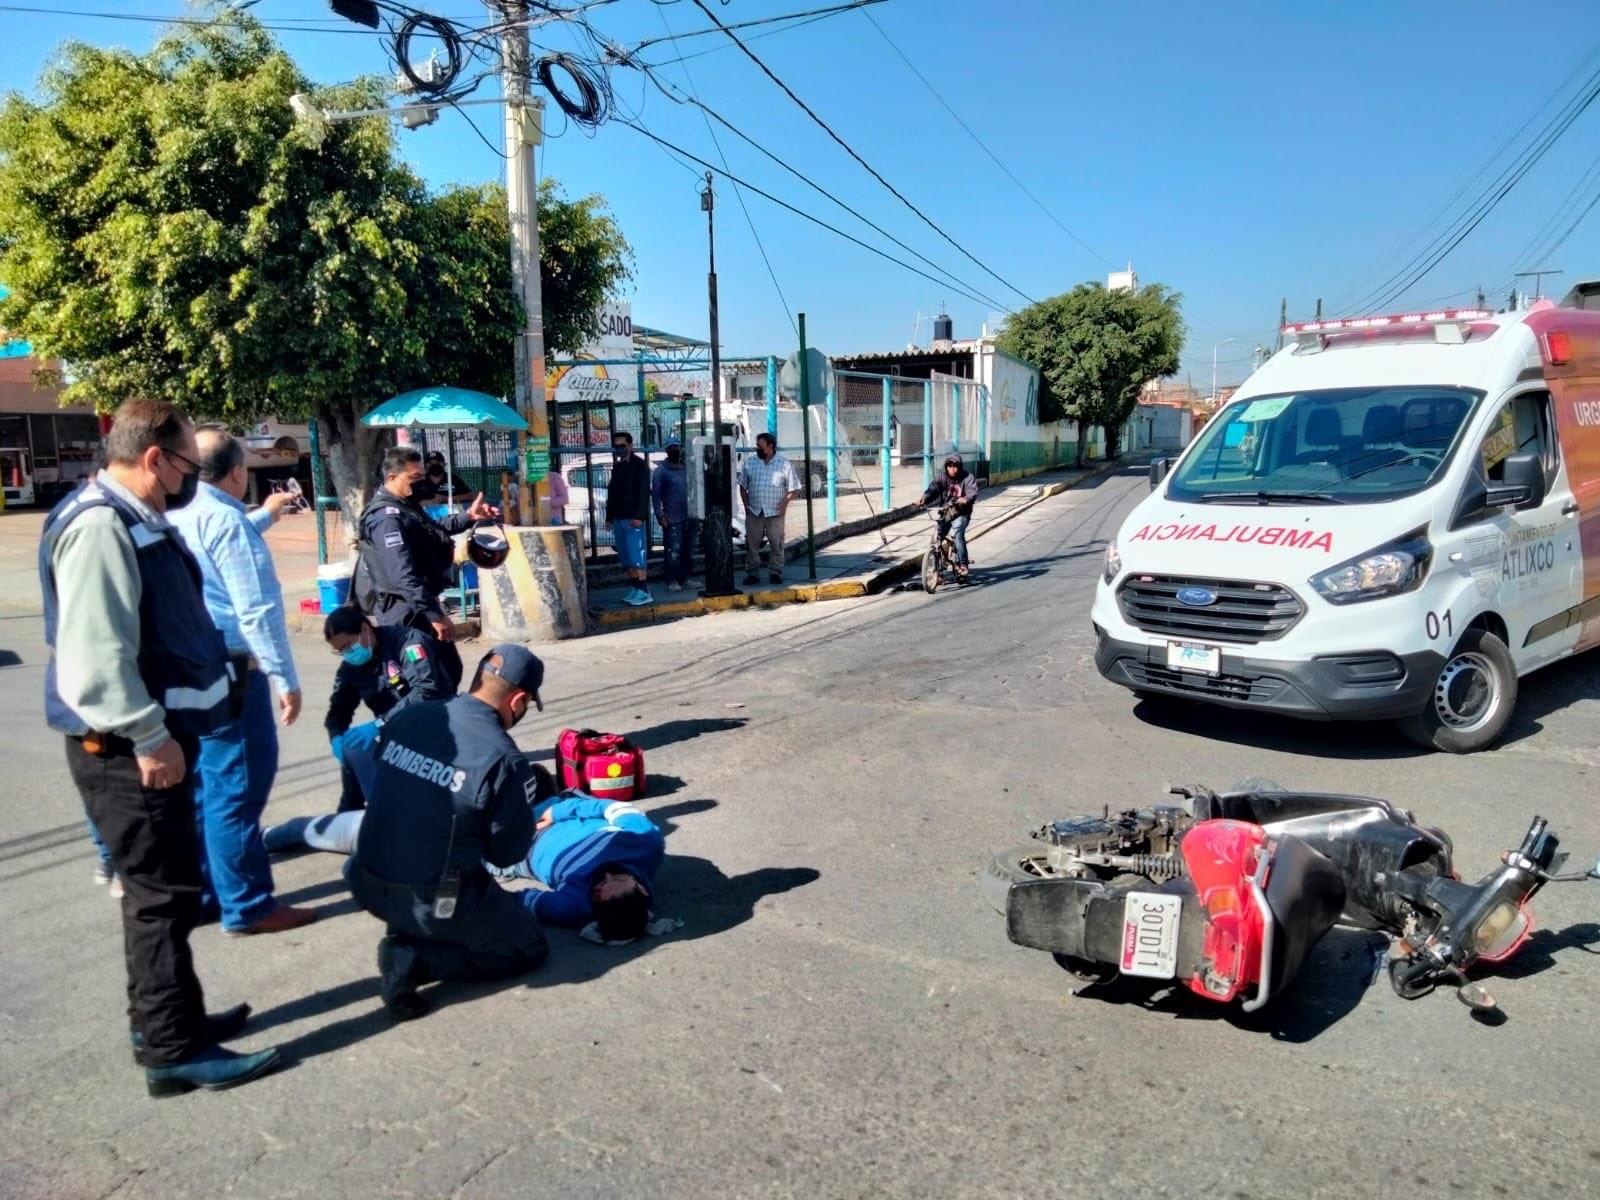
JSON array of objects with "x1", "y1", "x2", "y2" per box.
[
  {"x1": 860, "y1": 7, "x2": 1110, "y2": 269},
  {"x1": 650, "y1": 4, "x2": 796, "y2": 336},
  {"x1": 1362, "y1": 70, "x2": 1600, "y2": 314},
  {"x1": 445, "y1": 97, "x2": 512, "y2": 158},
  {"x1": 1344, "y1": 55, "x2": 1600, "y2": 315},
  {"x1": 536, "y1": 51, "x2": 608, "y2": 127},
  {"x1": 393, "y1": 10, "x2": 465, "y2": 94},
  {"x1": 631, "y1": 65, "x2": 1011, "y2": 313},
  {"x1": 616, "y1": 118, "x2": 1004, "y2": 309},
  {"x1": 1499, "y1": 148, "x2": 1600, "y2": 283},
  {"x1": 0, "y1": 2, "x2": 388, "y2": 32},
  {"x1": 626, "y1": 0, "x2": 885, "y2": 54},
  {"x1": 687, "y1": 0, "x2": 1037, "y2": 307}
]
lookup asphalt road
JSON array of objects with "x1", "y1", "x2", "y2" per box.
[{"x1": 3, "y1": 468, "x2": 1599, "y2": 1199}]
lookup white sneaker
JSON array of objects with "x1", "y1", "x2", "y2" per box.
[
  {"x1": 108, "y1": 876, "x2": 125, "y2": 899},
  {"x1": 93, "y1": 860, "x2": 114, "y2": 887},
  {"x1": 666, "y1": 581, "x2": 683, "y2": 593},
  {"x1": 625, "y1": 589, "x2": 653, "y2": 607}
]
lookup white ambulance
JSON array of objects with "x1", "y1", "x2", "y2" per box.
[{"x1": 1093, "y1": 284, "x2": 1600, "y2": 752}]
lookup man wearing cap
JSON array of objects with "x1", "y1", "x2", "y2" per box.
[
  {"x1": 344, "y1": 645, "x2": 552, "y2": 1020},
  {"x1": 650, "y1": 438, "x2": 696, "y2": 592}
]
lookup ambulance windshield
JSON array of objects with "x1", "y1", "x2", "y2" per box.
[{"x1": 1167, "y1": 386, "x2": 1481, "y2": 504}]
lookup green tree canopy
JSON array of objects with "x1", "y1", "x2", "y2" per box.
[
  {"x1": 0, "y1": 15, "x2": 631, "y2": 517},
  {"x1": 997, "y1": 282, "x2": 1184, "y2": 461}
]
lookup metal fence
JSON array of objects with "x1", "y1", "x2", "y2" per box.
[{"x1": 550, "y1": 395, "x2": 690, "y2": 562}]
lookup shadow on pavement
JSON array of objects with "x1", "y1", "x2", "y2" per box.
[
  {"x1": 625, "y1": 717, "x2": 748, "y2": 752},
  {"x1": 1066, "y1": 926, "x2": 1388, "y2": 1043},
  {"x1": 1483, "y1": 922, "x2": 1600, "y2": 981},
  {"x1": 1495, "y1": 655, "x2": 1600, "y2": 748},
  {"x1": 1130, "y1": 696, "x2": 1429, "y2": 761}
]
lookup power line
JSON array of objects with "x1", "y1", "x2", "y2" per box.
[
  {"x1": 627, "y1": 0, "x2": 885, "y2": 54},
  {"x1": 0, "y1": 3, "x2": 386, "y2": 33},
  {"x1": 652, "y1": 4, "x2": 796, "y2": 337},
  {"x1": 1348, "y1": 57, "x2": 1600, "y2": 315},
  {"x1": 860, "y1": 7, "x2": 1111, "y2": 269},
  {"x1": 615, "y1": 117, "x2": 1004, "y2": 309},
  {"x1": 641, "y1": 8, "x2": 849, "y2": 67},
  {"x1": 686, "y1": 0, "x2": 1038, "y2": 307},
  {"x1": 1501, "y1": 148, "x2": 1600, "y2": 282},
  {"x1": 629, "y1": 66, "x2": 1012, "y2": 312}
]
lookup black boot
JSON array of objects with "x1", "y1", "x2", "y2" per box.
[
  {"x1": 131, "y1": 1002, "x2": 252, "y2": 1067},
  {"x1": 378, "y1": 936, "x2": 429, "y2": 1022},
  {"x1": 144, "y1": 1044, "x2": 281, "y2": 1098}
]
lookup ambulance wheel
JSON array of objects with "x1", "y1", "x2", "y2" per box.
[{"x1": 1400, "y1": 629, "x2": 1518, "y2": 754}]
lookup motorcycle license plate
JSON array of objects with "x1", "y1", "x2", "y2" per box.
[
  {"x1": 1121, "y1": 892, "x2": 1182, "y2": 979},
  {"x1": 1166, "y1": 640, "x2": 1220, "y2": 676}
]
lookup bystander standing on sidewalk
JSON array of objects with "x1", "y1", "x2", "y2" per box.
[
  {"x1": 651, "y1": 439, "x2": 696, "y2": 592},
  {"x1": 170, "y1": 428, "x2": 316, "y2": 937},
  {"x1": 606, "y1": 430, "x2": 652, "y2": 606},
  {"x1": 738, "y1": 433, "x2": 801, "y2": 585}
]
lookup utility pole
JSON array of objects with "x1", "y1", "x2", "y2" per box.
[
  {"x1": 700, "y1": 172, "x2": 736, "y2": 595},
  {"x1": 1275, "y1": 298, "x2": 1287, "y2": 351},
  {"x1": 494, "y1": 0, "x2": 550, "y2": 524}
]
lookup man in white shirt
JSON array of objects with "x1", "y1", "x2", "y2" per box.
[{"x1": 736, "y1": 433, "x2": 800, "y2": 585}]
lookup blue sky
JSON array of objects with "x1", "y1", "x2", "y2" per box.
[{"x1": 4, "y1": 0, "x2": 1599, "y2": 388}]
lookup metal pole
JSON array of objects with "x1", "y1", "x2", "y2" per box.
[
  {"x1": 700, "y1": 172, "x2": 736, "y2": 595},
  {"x1": 921, "y1": 378, "x2": 932, "y2": 488},
  {"x1": 798, "y1": 313, "x2": 817, "y2": 580},
  {"x1": 824, "y1": 382, "x2": 837, "y2": 526},
  {"x1": 881, "y1": 376, "x2": 892, "y2": 511},
  {"x1": 764, "y1": 355, "x2": 779, "y2": 436},
  {"x1": 308, "y1": 416, "x2": 328, "y2": 566},
  {"x1": 495, "y1": 0, "x2": 549, "y2": 524}
]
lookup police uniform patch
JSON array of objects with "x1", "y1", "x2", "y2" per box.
[
  {"x1": 403, "y1": 644, "x2": 427, "y2": 663},
  {"x1": 384, "y1": 532, "x2": 404, "y2": 548}
]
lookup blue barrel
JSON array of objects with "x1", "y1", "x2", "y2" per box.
[{"x1": 317, "y1": 563, "x2": 353, "y2": 613}]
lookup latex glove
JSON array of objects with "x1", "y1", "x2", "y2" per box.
[{"x1": 330, "y1": 733, "x2": 346, "y2": 765}]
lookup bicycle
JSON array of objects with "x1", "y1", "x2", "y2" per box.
[{"x1": 920, "y1": 503, "x2": 971, "y2": 593}]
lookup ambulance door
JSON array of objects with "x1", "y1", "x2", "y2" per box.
[
  {"x1": 1476, "y1": 390, "x2": 1581, "y2": 668},
  {"x1": 1545, "y1": 352, "x2": 1600, "y2": 652}
]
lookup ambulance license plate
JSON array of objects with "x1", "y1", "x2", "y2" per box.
[
  {"x1": 1121, "y1": 892, "x2": 1182, "y2": 979},
  {"x1": 1166, "y1": 640, "x2": 1220, "y2": 675}
]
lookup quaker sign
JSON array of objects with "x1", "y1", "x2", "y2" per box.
[{"x1": 548, "y1": 300, "x2": 637, "y2": 421}]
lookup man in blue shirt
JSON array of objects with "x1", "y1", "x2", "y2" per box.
[{"x1": 170, "y1": 428, "x2": 314, "y2": 936}]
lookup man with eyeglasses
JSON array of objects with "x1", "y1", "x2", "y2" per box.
[{"x1": 39, "y1": 398, "x2": 281, "y2": 1096}]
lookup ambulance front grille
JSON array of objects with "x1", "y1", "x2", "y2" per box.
[{"x1": 1118, "y1": 575, "x2": 1303, "y2": 644}]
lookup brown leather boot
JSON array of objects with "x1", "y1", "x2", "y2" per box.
[{"x1": 224, "y1": 904, "x2": 319, "y2": 937}]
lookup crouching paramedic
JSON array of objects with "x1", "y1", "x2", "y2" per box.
[
  {"x1": 345, "y1": 645, "x2": 550, "y2": 1020},
  {"x1": 493, "y1": 795, "x2": 664, "y2": 944}
]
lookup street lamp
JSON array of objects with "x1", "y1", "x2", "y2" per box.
[{"x1": 1211, "y1": 338, "x2": 1236, "y2": 406}]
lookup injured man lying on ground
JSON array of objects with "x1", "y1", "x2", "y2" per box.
[{"x1": 265, "y1": 770, "x2": 674, "y2": 944}]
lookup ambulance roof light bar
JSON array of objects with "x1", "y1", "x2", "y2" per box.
[{"x1": 1284, "y1": 307, "x2": 1496, "y2": 354}]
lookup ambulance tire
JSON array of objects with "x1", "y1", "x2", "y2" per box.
[{"x1": 1400, "y1": 628, "x2": 1518, "y2": 754}]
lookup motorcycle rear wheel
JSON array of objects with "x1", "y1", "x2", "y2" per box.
[{"x1": 979, "y1": 844, "x2": 1058, "y2": 914}]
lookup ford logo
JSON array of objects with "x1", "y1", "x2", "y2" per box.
[{"x1": 1176, "y1": 586, "x2": 1218, "y2": 607}]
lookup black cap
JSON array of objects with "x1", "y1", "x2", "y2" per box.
[{"x1": 479, "y1": 644, "x2": 544, "y2": 710}]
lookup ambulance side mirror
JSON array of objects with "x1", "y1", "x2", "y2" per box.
[
  {"x1": 1486, "y1": 452, "x2": 1545, "y2": 511},
  {"x1": 1149, "y1": 458, "x2": 1171, "y2": 491}
]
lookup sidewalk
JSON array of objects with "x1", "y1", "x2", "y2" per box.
[{"x1": 586, "y1": 459, "x2": 1125, "y2": 629}]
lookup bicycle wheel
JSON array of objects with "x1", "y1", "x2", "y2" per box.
[{"x1": 921, "y1": 545, "x2": 941, "y2": 593}]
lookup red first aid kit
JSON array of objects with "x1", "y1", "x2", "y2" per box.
[{"x1": 555, "y1": 728, "x2": 647, "y2": 802}]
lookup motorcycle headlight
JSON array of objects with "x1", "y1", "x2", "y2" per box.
[
  {"x1": 1308, "y1": 529, "x2": 1431, "y2": 605},
  {"x1": 1473, "y1": 900, "x2": 1532, "y2": 962},
  {"x1": 1103, "y1": 540, "x2": 1122, "y2": 584}
]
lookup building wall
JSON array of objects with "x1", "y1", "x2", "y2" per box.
[{"x1": 977, "y1": 345, "x2": 1078, "y2": 481}]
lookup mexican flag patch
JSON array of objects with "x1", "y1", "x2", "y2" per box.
[{"x1": 403, "y1": 644, "x2": 427, "y2": 664}]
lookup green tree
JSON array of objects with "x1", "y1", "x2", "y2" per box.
[
  {"x1": 0, "y1": 16, "x2": 631, "y2": 521},
  {"x1": 997, "y1": 282, "x2": 1184, "y2": 462}
]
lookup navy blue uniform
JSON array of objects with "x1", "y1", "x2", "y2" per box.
[
  {"x1": 324, "y1": 623, "x2": 455, "y2": 739},
  {"x1": 345, "y1": 694, "x2": 547, "y2": 983},
  {"x1": 355, "y1": 486, "x2": 472, "y2": 688}
]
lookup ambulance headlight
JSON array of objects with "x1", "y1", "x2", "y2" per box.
[
  {"x1": 1103, "y1": 540, "x2": 1121, "y2": 584},
  {"x1": 1309, "y1": 530, "x2": 1432, "y2": 605}
]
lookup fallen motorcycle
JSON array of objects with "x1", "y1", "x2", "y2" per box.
[{"x1": 982, "y1": 781, "x2": 1598, "y2": 1017}]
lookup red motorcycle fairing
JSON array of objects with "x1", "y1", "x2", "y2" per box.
[{"x1": 1178, "y1": 820, "x2": 1269, "y2": 1006}]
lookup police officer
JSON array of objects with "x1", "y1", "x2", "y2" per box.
[
  {"x1": 355, "y1": 446, "x2": 496, "y2": 689},
  {"x1": 345, "y1": 645, "x2": 552, "y2": 1020},
  {"x1": 41, "y1": 397, "x2": 281, "y2": 1096},
  {"x1": 321, "y1": 604, "x2": 458, "y2": 812}
]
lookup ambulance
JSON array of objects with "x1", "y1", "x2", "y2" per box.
[{"x1": 1093, "y1": 282, "x2": 1600, "y2": 752}]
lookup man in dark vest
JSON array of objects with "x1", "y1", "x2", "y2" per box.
[
  {"x1": 40, "y1": 398, "x2": 281, "y2": 1097},
  {"x1": 354, "y1": 446, "x2": 496, "y2": 690}
]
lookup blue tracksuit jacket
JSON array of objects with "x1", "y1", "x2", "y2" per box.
[{"x1": 519, "y1": 795, "x2": 665, "y2": 926}]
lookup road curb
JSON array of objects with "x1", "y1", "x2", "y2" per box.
[{"x1": 588, "y1": 459, "x2": 1124, "y2": 629}]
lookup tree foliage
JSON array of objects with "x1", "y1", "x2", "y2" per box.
[
  {"x1": 997, "y1": 282, "x2": 1184, "y2": 460},
  {"x1": 0, "y1": 16, "x2": 631, "y2": 517}
]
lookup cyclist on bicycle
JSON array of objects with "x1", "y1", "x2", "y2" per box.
[{"x1": 920, "y1": 453, "x2": 979, "y2": 580}]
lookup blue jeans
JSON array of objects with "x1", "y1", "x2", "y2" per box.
[
  {"x1": 86, "y1": 812, "x2": 113, "y2": 869},
  {"x1": 338, "y1": 720, "x2": 382, "y2": 811},
  {"x1": 661, "y1": 519, "x2": 699, "y2": 584},
  {"x1": 194, "y1": 671, "x2": 279, "y2": 930},
  {"x1": 939, "y1": 513, "x2": 971, "y2": 566}
]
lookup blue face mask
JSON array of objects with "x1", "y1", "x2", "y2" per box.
[{"x1": 341, "y1": 643, "x2": 373, "y2": 667}]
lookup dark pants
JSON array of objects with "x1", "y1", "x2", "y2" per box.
[
  {"x1": 194, "y1": 671, "x2": 278, "y2": 930},
  {"x1": 65, "y1": 735, "x2": 206, "y2": 1066},
  {"x1": 662, "y1": 518, "x2": 699, "y2": 585},
  {"x1": 346, "y1": 860, "x2": 548, "y2": 984}
]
